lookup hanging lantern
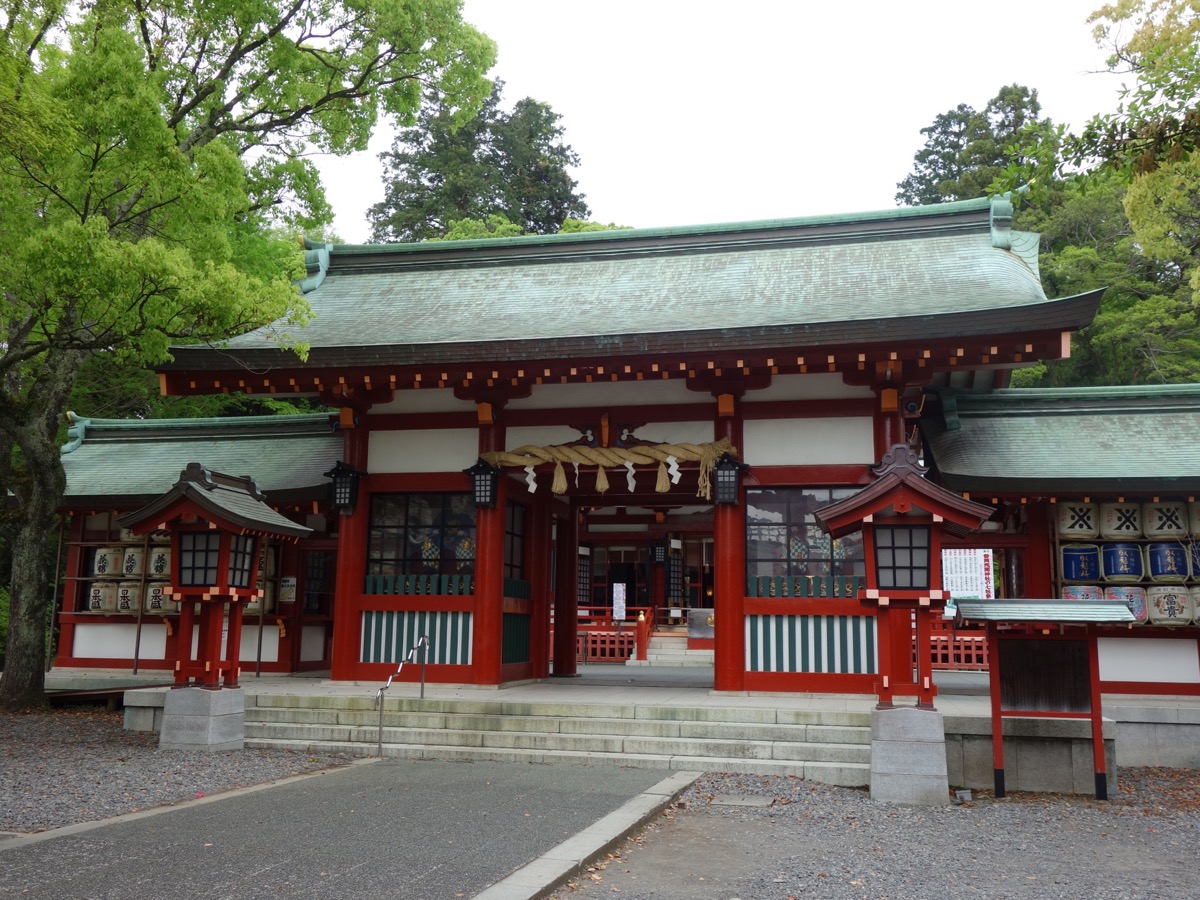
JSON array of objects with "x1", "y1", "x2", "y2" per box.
[
  {"x1": 464, "y1": 458, "x2": 500, "y2": 508},
  {"x1": 324, "y1": 461, "x2": 366, "y2": 515},
  {"x1": 714, "y1": 453, "x2": 748, "y2": 505}
]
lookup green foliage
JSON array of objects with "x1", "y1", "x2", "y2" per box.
[
  {"x1": 369, "y1": 79, "x2": 589, "y2": 241},
  {"x1": 559, "y1": 219, "x2": 632, "y2": 233},
  {"x1": 436, "y1": 214, "x2": 526, "y2": 241},
  {"x1": 1072, "y1": 1, "x2": 1200, "y2": 176},
  {"x1": 0, "y1": 0, "x2": 495, "y2": 708},
  {"x1": 896, "y1": 85, "x2": 1049, "y2": 205}
]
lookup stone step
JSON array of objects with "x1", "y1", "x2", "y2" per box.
[
  {"x1": 248, "y1": 696, "x2": 872, "y2": 728},
  {"x1": 244, "y1": 721, "x2": 870, "y2": 764},
  {"x1": 249, "y1": 708, "x2": 866, "y2": 744},
  {"x1": 242, "y1": 736, "x2": 872, "y2": 785}
]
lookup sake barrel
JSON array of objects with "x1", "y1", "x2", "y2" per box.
[
  {"x1": 1147, "y1": 542, "x2": 1191, "y2": 582},
  {"x1": 1189, "y1": 542, "x2": 1200, "y2": 582},
  {"x1": 118, "y1": 527, "x2": 140, "y2": 543},
  {"x1": 146, "y1": 545, "x2": 171, "y2": 579},
  {"x1": 92, "y1": 547, "x2": 124, "y2": 578},
  {"x1": 1102, "y1": 543, "x2": 1145, "y2": 582},
  {"x1": 1100, "y1": 502, "x2": 1143, "y2": 539},
  {"x1": 120, "y1": 546, "x2": 144, "y2": 578},
  {"x1": 1061, "y1": 544, "x2": 1101, "y2": 583},
  {"x1": 1056, "y1": 502, "x2": 1100, "y2": 539},
  {"x1": 1190, "y1": 502, "x2": 1200, "y2": 537},
  {"x1": 144, "y1": 582, "x2": 174, "y2": 613},
  {"x1": 87, "y1": 581, "x2": 117, "y2": 613},
  {"x1": 1148, "y1": 585, "x2": 1193, "y2": 625},
  {"x1": 1062, "y1": 584, "x2": 1104, "y2": 601},
  {"x1": 1105, "y1": 586, "x2": 1148, "y2": 624},
  {"x1": 1144, "y1": 501, "x2": 1189, "y2": 538},
  {"x1": 115, "y1": 581, "x2": 141, "y2": 613},
  {"x1": 149, "y1": 528, "x2": 171, "y2": 544}
]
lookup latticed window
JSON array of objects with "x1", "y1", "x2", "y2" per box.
[
  {"x1": 746, "y1": 488, "x2": 865, "y2": 582},
  {"x1": 178, "y1": 532, "x2": 221, "y2": 586},
  {"x1": 227, "y1": 533, "x2": 258, "y2": 588},
  {"x1": 504, "y1": 502, "x2": 526, "y2": 580},
  {"x1": 367, "y1": 493, "x2": 475, "y2": 578},
  {"x1": 873, "y1": 525, "x2": 931, "y2": 589}
]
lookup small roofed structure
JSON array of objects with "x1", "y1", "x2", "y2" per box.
[
  {"x1": 954, "y1": 598, "x2": 1135, "y2": 801},
  {"x1": 118, "y1": 464, "x2": 311, "y2": 690}
]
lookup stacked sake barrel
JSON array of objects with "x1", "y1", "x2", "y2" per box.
[
  {"x1": 86, "y1": 530, "x2": 174, "y2": 614},
  {"x1": 1058, "y1": 501, "x2": 1200, "y2": 625}
]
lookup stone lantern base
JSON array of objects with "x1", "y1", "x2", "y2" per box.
[
  {"x1": 159, "y1": 686, "x2": 245, "y2": 751},
  {"x1": 869, "y1": 705, "x2": 949, "y2": 805}
]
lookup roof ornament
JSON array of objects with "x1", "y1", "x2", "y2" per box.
[
  {"x1": 870, "y1": 443, "x2": 925, "y2": 479},
  {"x1": 990, "y1": 194, "x2": 1014, "y2": 250}
]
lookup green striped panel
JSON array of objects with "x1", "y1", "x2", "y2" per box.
[
  {"x1": 360, "y1": 610, "x2": 473, "y2": 665},
  {"x1": 745, "y1": 614, "x2": 877, "y2": 674},
  {"x1": 502, "y1": 612, "x2": 531, "y2": 664}
]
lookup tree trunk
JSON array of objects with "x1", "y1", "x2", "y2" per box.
[{"x1": 0, "y1": 350, "x2": 78, "y2": 711}]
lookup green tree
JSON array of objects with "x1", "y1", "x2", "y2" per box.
[
  {"x1": 368, "y1": 80, "x2": 589, "y2": 241},
  {"x1": 896, "y1": 85, "x2": 1049, "y2": 205},
  {"x1": 0, "y1": 0, "x2": 494, "y2": 710},
  {"x1": 1073, "y1": 1, "x2": 1200, "y2": 176}
]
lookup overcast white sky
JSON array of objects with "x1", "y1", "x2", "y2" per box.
[{"x1": 315, "y1": 1, "x2": 1126, "y2": 243}]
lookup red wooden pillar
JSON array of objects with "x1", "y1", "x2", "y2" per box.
[
  {"x1": 913, "y1": 605, "x2": 935, "y2": 708},
  {"x1": 196, "y1": 601, "x2": 224, "y2": 687},
  {"x1": 1088, "y1": 626, "x2": 1108, "y2": 800},
  {"x1": 875, "y1": 606, "x2": 894, "y2": 707},
  {"x1": 713, "y1": 399, "x2": 746, "y2": 692},
  {"x1": 528, "y1": 489, "x2": 553, "y2": 678},
  {"x1": 329, "y1": 424, "x2": 370, "y2": 681},
  {"x1": 552, "y1": 503, "x2": 580, "y2": 676},
  {"x1": 472, "y1": 405, "x2": 507, "y2": 685},
  {"x1": 175, "y1": 598, "x2": 196, "y2": 685},
  {"x1": 224, "y1": 601, "x2": 244, "y2": 688},
  {"x1": 474, "y1": 476, "x2": 507, "y2": 684}
]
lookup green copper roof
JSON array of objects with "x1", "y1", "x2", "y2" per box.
[
  {"x1": 921, "y1": 386, "x2": 1200, "y2": 494},
  {"x1": 166, "y1": 196, "x2": 1092, "y2": 373},
  {"x1": 60, "y1": 412, "x2": 340, "y2": 506},
  {"x1": 117, "y1": 463, "x2": 312, "y2": 539},
  {"x1": 956, "y1": 599, "x2": 1135, "y2": 624}
]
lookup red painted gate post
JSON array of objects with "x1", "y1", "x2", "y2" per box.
[{"x1": 636, "y1": 611, "x2": 649, "y2": 661}]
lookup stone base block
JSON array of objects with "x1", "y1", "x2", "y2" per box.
[
  {"x1": 870, "y1": 706, "x2": 949, "y2": 806},
  {"x1": 160, "y1": 687, "x2": 245, "y2": 751},
  {"x1": 944, "y1": 715, "x2": 1117, "y2": 795}
]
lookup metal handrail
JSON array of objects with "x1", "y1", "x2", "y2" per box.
[{"x1": 374, "y1": 635, "x2": 430, "y2": 757}]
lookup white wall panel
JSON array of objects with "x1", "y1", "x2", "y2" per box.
[
  {"x1": 369, "y1": 428, "x2": 476, "y2": 473},
  {"x1": 744, "y1": 417, "x2": 874, "y2": 466},
  {"x1": 73, "y1": 623, "x2": 168, "y2": 659},
  {"x1": 1098, "y1": 637, "x2": 1200, "y2": 683},
  {"x1": 753, "y1": 373, "x2": 873, "y2": 402}
]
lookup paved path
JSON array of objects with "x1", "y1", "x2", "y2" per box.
[{"x1": 0, "y1": 759, "x2": 694, "y2": 900}]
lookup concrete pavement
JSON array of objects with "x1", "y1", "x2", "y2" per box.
[{"x1": 0, "y1": 756, "x2": 697, "y2": 900}]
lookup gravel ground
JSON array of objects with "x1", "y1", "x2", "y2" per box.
[
  {"x1": 552, "y1": 770, "x2": 1200, "y2": 900},
  {"x1": 0, "y1": 706, "x2": 353, "y2": 834},
  {"x1": 5, "y1": 707, "x2": 1200, "y2": 900}
]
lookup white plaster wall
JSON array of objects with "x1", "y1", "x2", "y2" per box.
[
  {"x1": 300, "y1": 626, "x2": 326, "y2": 662},
  {"x1": 1098, "y1": 637, "x2": 1200, "y2": 683},
  {"x1": 369, "y1": 428, "x2": 476, "y2": 473},
  {"x1": 508, "y1": 379, "x2": 695, "y2": 410},
  {"x1": 239, "y1": 626, "x2": 280, "y2": 664},
  {"x1": 506, "y1": 426, "x2": 580, "y2": 448},
  {"x1": 372, "y1": 388, "x2": 475, "y2": 414},
  {"x1": 752, "y1": 372, "x2": 874, "y2": 401},
  {"x1": 73, "y1": 623, "x2": 168, "y2": 659},
  {"x1": 743, "y1": 417, "x2": 874, "y2": 466}
]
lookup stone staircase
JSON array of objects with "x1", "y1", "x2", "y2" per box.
[
  {"x1": 625, "y1": 633, "x2": 714, "y2": 668},
  {"x1": 242, "y1": 694, "x2": 872, "y2": 785}
]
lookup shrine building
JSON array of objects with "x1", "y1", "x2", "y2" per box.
[{"x1": 54, "y1": 193, "x2": 1200, "y2": 698}]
